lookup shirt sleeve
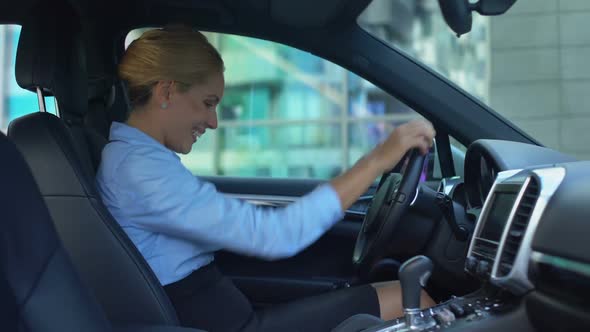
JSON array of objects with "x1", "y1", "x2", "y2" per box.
[{"x1": 115, "y1": 148, "x2": 345, "y2": 260}]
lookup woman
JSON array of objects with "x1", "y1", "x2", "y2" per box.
[{"x1": 96, "y1": 26, "x2": 436, "y2": 332}]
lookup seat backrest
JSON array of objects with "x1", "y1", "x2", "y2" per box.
[
  {"x1": 9, "y1": 107, "x2": 180, "y2": 328},
  {"x1": 8, "y1": 4, "x2": 179, "y2": 326},
  {"x1": 0, "y1": 132, "x2": 113, "y2": 332}
]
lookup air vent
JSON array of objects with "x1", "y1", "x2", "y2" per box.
[
  {"x1": 497, "y1": 177, "x2": 540, "y2": 277},
  {"x1": 471, "y1": 239, "x2": 499, "y2": 263}
]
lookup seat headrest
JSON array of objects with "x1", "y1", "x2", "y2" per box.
[
  {"x1": 15, "y1": 1, "x2": 86, "y2": 116},
  {"x1": 89, "y1": 76, "x2": 116, "y2": 108},
  {"x1": 7, "y1": 112, "x2": 98, "y2": 197},
  {"x1": 15, "y1": 20, "x2": 57, "y2": 96}
]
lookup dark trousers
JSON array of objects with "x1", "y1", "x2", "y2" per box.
[{"x1": 164, "y1": 263, "x2": 380, "y2": 332}]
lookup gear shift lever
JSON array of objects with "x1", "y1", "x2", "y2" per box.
[{"x1": 399, "y1": 255, "x2": 436, "y2": 330}]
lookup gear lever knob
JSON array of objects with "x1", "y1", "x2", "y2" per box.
[{"x1": 399, "y1": 255, "x2": 433, "y2": 310}]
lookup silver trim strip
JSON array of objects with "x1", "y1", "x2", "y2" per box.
[
  {"x1": 466, "y1": 169, "x2": 522, "y2": 263},
  {"x1": 223, "y1": 193, "x2": 297, "y2": 206},
  {"x1": 439, "y1": 176, "x2": 462, "y2": 196},
  {"x1": 489, "y1": 176, "x2": 531, "y2": 292},
  {"x1": 473, "y1": 237, "x2": 500, "y2": 246},
  {"x1": 409, "y1": 186, "x2": 420, "y2": 206},
  {"x1": 224, "y1": 193, "x2": 368, "y2": 216},
  {"x1": 531, "y1": 251, "x2": 590, "y2": 278},
  {"x1": 491, "y1": 167, "x2": 566, "y2": 294},
  {"x1": 346, "y1": 210, "x2": 367, "y2": 217}
]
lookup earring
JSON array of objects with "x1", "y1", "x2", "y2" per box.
[{"x1": 161, "y1": 102, "x2": 168, "y2": 109}]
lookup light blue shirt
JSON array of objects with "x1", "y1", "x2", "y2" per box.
[{"x1": 96, "y1": 122, "x2": 344, "y2": 285}]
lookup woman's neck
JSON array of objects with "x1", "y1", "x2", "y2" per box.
[{"x1": 126, "y1": 109, "x2": 166, "y2": 146}]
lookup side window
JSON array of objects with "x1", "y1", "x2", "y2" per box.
[
  {"x1": 0, "y1": 25, "x2": 56, "y2": 132},
  {"x1": 126, "y1": 29, "x2": 435, "y2": 180}
]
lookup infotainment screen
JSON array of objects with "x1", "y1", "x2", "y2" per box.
[{"x1": 479, "y1": 193, "x2": 518, "y2": 242}]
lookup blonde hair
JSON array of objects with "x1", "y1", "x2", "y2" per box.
[{"x1": 118, "y1": 25, "x2": 224, "y2": 109}]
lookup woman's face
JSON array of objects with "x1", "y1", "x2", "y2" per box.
[{"x1": 163, "y1": 73, "x2": 224, "y2": 154}]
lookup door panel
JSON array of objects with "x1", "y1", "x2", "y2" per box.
[
  {"x1": 205, "y1": 176, "x2": 440, "y2": 305},
  {"x1": 216, "y1": 221, "x2": 361, "y2": 305},
  {"x1": 204, "y1": 176, "x2": 371, "y2": 305}
]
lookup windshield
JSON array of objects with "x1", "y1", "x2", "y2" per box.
[{"x1": 360, "y1": 0, "x2": 587, "y2": 159}]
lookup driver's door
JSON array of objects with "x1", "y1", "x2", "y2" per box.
[{"x1": 210, "y1": 177, "x2": 375, "y2": 307}]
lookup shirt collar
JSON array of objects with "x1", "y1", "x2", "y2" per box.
[{"x1": 109, "y1": 121, "x2": 179, "y2": 159}]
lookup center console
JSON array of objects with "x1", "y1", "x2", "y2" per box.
[{"x1": 354, "y1": 166, "x2": 566, "y2": 332}]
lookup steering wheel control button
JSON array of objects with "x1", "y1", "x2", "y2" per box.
[{"x1": 396, "y1": 193, "x2": 406, "y2": 203}]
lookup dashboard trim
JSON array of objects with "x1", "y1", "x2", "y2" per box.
[
  {"x1": 466, "y1": 169, "x2": 522, "y2": 264},
  {"x1": 489, "y1": 176, "x2": 531, "y2": 290},
  {"x1": 491, "y1": 167, "x2": 566, "y2": 294},
  {"x1": 224, "y1": 193, "x2": 371, "y2": 217},
  {"x1": 531, "y1": 251, "x2": 590, "y2": 279},
  {"x1": 224, "y1": 193, "x2": 297, "y2": 206}
]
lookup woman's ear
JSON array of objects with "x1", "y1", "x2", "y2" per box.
[{"x1": 154, "y1": 80, "x2": 173, "y2": 109}]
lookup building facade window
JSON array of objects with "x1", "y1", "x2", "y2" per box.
[{"x1": 126, "y1": 29, "x2": 424, "y2": 179}]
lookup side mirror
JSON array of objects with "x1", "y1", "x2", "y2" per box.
[{"x1": 438, "y1": 0, "x2": 517, "y2": 36}]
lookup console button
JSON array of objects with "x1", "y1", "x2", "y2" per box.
[
  {"x1": 465, "y1": 257, "x2": 478, "y2": 273},
  {"x1": 476, "y1": 260, "x2": 490, "y2": 277},
  {"x1": 449, "y1": 303, "x2": 465, "y2": 317},
  {"x1": 433, "y1": 308, "x2": 456, "y2": 325}
]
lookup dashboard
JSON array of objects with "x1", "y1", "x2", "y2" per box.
[
  {"x1": 466, "y1": 166, "x2": 564, "y2": 294},
  {"x1": 463, "y1": 139, "x2": 575, "y2": 209},
  {"x1": 367, "y1": 139, "x2": 589, "y2": 332},
  {"x1": 458, "y1": 139, "x2": 589, "y2": 331}
]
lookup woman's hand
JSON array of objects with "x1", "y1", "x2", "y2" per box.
[
  {"x1": 369, "y1": 119, "x2": 436, "y2": 173},
  {"x1": 330, "y1": 119, "x2": 435, "y2": 211}
]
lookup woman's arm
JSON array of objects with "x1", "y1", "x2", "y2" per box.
[{"x1": 105, "y1": 119, "x2": 434, "y2": 260}]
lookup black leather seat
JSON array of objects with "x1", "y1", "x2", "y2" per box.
[
  {"x1": 4, "y1": 4, "x2": 384, "y2": 332},
  {"x1": 0, "y1": 132, "x2": 113, "y2": 331},
  {"x1": 7, "y1": 3, "x2": 180, "y2": 327},
  {"x1": 0, "y1": 131, "x2": 202, "y2": 332}
]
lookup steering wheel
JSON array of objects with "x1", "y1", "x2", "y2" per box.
[{"x1": 352, "y1": 149, "x2": 427, "y2": 274}]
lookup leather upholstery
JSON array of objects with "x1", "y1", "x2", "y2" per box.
[
  {"x1": 9, "y1": 10, "x2": 179, "y2": 325},
  {"x1": 0, "y1": 132, "x2": 204, "y2": 331},
  {"x1": 0, "y1": 132, "x2": 112, "y2": 332},
  {"x1": 8, "y1": 112, "x2": 180, "y2": 326}
]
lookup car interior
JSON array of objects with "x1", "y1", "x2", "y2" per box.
[{"x1": 1, "y1": 0, "x2": 590, "y2": 331}]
